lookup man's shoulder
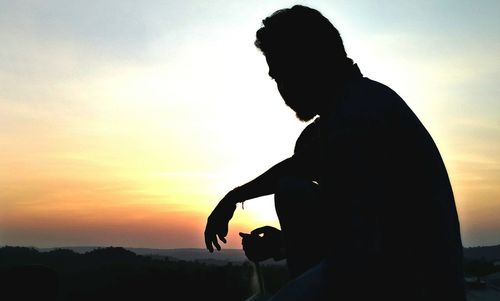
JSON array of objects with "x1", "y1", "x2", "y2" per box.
[
  {"x1": 321, "y1": 77, "x2": 414, "y2": 138},
  {"x1": 325, "y1": 78, "x2": 401, "y2": 126},
  {"x1": 358, "y1": 77, "x2": 399, "y2": 95},
  {"x1": 350, "y1": 77, "x2": 404, "y2": 113}
]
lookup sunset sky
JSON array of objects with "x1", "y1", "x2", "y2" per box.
[{"x1": 1, "y1": 0, "x2": 499, "y2": 249}]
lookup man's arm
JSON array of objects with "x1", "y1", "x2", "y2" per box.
[
  {"x1": 232, "y1": 121, "x2": 322, "y2": 202},
  {"x1": 205, "y1": 156, "x2": 309, "y2": 252},
  {"x1": 230, "y1": 156, "x2": 299, "y2": 203}
]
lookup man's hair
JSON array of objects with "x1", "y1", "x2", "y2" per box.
[{"x1": 255, "y1": 5, "x2": 347, "y2": 64}]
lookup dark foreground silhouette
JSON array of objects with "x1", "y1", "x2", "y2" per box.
[
  {"x1": 0, "y1": 246, "x2": 288, "y2": 301},
  {"x1": 205, "y1": 5, "x2": 466, "y2": 300}
]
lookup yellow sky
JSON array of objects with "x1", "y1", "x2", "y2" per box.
[{"x1": 1, "y1": 1, "x2": 499, "y2": 248}]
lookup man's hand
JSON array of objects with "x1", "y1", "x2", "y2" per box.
[
  {"x1": 204, "y1": 191, "x2": 239, "y2": 252},
  {"x1": 239, "y1": 226, "x2": 284, "y2": 262}
]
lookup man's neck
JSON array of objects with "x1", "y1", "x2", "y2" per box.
[{"x1": 318, "y1": 63, "x2": 363, "y2": 117}]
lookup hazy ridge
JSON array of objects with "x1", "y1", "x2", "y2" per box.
[{"x1": 34, "y1": 244, "x2": 500, "y2": 262}]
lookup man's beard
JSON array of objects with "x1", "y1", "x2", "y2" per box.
[
  {"x1": 285, "y1": 97, "x2": 318, "y2": 122},
  {"x1": 295, "y1": 109, "x2": 317, "y2": 122}
]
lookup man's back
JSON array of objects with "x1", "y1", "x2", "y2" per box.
[{"x1": 318, "y1": 76, "x2": 465, "y2": 300}]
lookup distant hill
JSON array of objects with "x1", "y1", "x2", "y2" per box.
[
  {"x1": 130, "y1": 248, "x2": 248, "y2": 262},
  {"x1": 38, "y1": 246, "x2": 249, "y2": 263},
  {"x1": 36, "y1": 244, "x2": 500, "y2": 263},
  {"x1": 464, "y1": 244, "x2": 500, "y2": 261}
]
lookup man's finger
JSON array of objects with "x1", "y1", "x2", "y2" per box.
[
  {"x1": 213, "y1": 237, "x2": 221, "y2": 251},
  {"x1": 218, "y1": 234, "x2": 227, "y2": 244},
  {"x1": 205, "y1": 233, "x2": 214, "y2": 253}
]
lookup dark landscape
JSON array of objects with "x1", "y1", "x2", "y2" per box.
[
  {"x1": 1, "y1": 244, "x2": 500, "y2": 300},
  {"x1": 0, "y1": 246, "x2": 287, "y2": 301}
]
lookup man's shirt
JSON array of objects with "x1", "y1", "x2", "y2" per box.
[{"x1": 292, "y1": 74, "x2": 465, "y2": 300}]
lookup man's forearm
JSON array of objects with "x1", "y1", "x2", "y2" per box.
[{"x1": 230, "y1": 157, "x2": 296, "y2": 203}]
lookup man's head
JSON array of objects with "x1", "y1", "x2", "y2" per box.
[{"x1": 255, "y1": 5, "x2": 350, "y2": 121}]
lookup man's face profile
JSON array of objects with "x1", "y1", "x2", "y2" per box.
[{"x1": 266, "y1": 52, "x2": 319, "y2": 122}]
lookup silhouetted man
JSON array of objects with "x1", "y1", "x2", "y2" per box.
[{"x1": 204, "y1": 5, "x2": 465, "y2": 300}]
